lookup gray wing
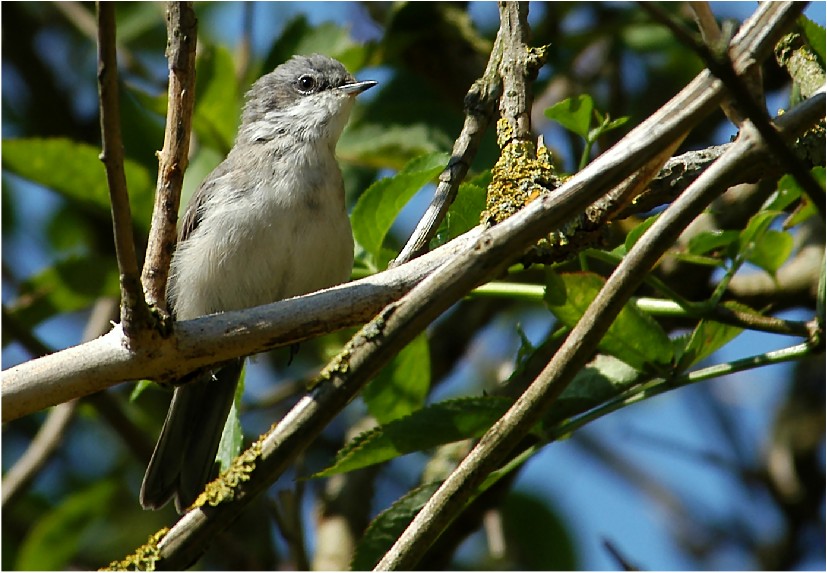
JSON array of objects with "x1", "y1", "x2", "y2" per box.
[
  {"x1": 177, "y1": 158, "x2": 237, "y2": 244},
  {"x1": 142, "y1": 158, "x2": 247, "y2": 513}
]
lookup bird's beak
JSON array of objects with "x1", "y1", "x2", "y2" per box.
[{"x1": 340, "y1": 80, "x2": 377, "y2": 96}]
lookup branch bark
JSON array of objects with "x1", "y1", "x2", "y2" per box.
[
  {"x1": 96, "y1": 2, "x2": 151, "y2": 338},
  {"x1": 374, "y1": 2, "x2": 813, "y2": 569},
  {"x1": 2, "y1": 230, "x2": 481, "y2": 423},
  {"x1": 141, "y1": 2, "x2": 198, "y2": 311},
  {"x1": 377, "y1": 69, "x2": 823, "y2": 573},
  {"x1": 107, "y1": 4, "x2": 819, "y2": 567},
  {"x1": 392, "y1": 17, "x2": 504, "y2": 265}
]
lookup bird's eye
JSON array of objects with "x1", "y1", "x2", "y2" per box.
[{"x1": 297, "y1": 75, "x2": 317, "y2": 93}]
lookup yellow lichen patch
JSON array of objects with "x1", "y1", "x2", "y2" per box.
[
  {"x1": 102, "y1": 528, "x2": 169, "y2": 571},
  {"x1": 192, "y1": 437, "x2": 263, "y2": 509},
  {"x1": 311, "y1": 347, "x2": 351, "y2": 389},
  {"x1": 481, "y1": 118, "x2": 592, "y2": 264},
  {"x1": 484, "y1": 127, "x2": 561, "y2": 227}
]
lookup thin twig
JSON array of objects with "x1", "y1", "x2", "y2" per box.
[
  {"x1": 2, "y1": 298, "x2": 124, "y2": 507},
  {"x1": 497, "y1": 2, "x2": 534, "y2": 144},
  {"x1": 689, "y1": 1, "x2": 749, "y2": 125},
  {"x1": 141, "y1": 1, "x2": 198, "y2": 312},
  {"x1": 391, "y1": 21, "x2": 504, "y2": 266},
  {"x1": 1, "y1": 401, "x2": 79, "y2": 507},
  {"x1": 640, "y1": 2, "x2": 825, "y2": 218},
  {"x1": 96, "y1": 2, "x2": 151, "y2": 337},
  {"x1": 374, "y1": 4, "x2": 809, "y2": 569},
  {"x1": 121, "y1": 5, "x2": 814, "y2": 567}
]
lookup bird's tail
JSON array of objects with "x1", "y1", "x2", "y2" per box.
[{"x1": 140, "y1": 359, "x2": 243, "y2": 513}]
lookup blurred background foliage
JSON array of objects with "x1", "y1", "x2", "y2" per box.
[{"x1": 2, "y1": 2, "x2": 824, "y2": 570}]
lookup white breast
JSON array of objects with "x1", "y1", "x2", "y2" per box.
[{"x1": 168, "y1": 144, "x2": 354, "y2": 321}]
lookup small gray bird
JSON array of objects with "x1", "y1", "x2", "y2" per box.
[{"x1": 140, "y1": 54, "x2": 376, "y2": 512}]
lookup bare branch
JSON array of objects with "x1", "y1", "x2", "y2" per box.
[
  {"x1": 96, "y1": 2, "x2": 151, "y2": 337},
  {"x1": 113, "y1": 5, "x2": 815, "y2": 566},
  {"x1": 141, "y1": 2, "x2": 198, "y2": 312},
  {"x1": 497, "y1": 2, "x2": 535, "y2": 144},
  {"x1": 2, "y1": 230, "x2": 482, "y2": 423},
  {"x1": 640, "y1": 2, "x2": 824, "y2": 218},
  {"x1": 1, "y1": 401, "x2": 79, "y2": 507},
  {"x1": 374, "y1": 3, "x2": 811, "y2": 569},
  {"x1": 392, "y1": 19, "x2": 504, "y2": 265},
  {"x1": 689, "y1": 0, "x2": 751, "y2": 125}
]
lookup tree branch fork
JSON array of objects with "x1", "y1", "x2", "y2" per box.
[{"x1": 2, "y1": 2, "x2": 824, "y2": 568}]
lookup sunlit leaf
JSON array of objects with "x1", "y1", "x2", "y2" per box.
[
  {"x1": 2, "y1": 137, "x2": 154, "y2": 228},
  {"x1": 624, "y1": 214, "x2": 659, "y2": 252},
  {"x1": 745, "y1": 229, "x2": 794, "y2": 276},
  {"x1": 544, "y1": 354, "x2": 642, "y2": 428},
  {"x1": 544, "y1": 270, "x2": 674, "y2": 372},
  {"x1": 351, "y1": 152, "x2": 449, "y2": 268},
  {"x1": 675, "y1": 302, "x2": 749, "y2": 369},
  {"x1": 216, "y1": 365, "x2": 247, "y2": 472},
  {"x1": 799, "y1": 14, "x2": 826, "y2": 65},
  {"x1": 363, "y1": 334, "x2": 430, "y2": 424},
  {"x1": 312, "y1": 396, "x2": 512, "y2": 477},
  {"x1": 351, "y1": 482, "x2": 441, "y2": 571},
  {"x1": 544, "y1": 94, "x2": 594, "y2": 139},
  {"x1": 433, "y1": 181, "x2": 486, "y2": 246},
  {"x1": 687, "y1": 229, "x2": 740, "y2": 257}
]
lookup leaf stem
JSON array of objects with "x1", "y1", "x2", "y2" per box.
[{"x1": 550, "y1": 342, "x2": 814, "y2": 440}]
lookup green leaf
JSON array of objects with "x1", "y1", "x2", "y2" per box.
[
  {"x1": 738, "y1": 210, "x2": 780, "y2": 254},
  {"x1": 7, "y1": 255, "x2": 120, "y2": 328},
  {"x1": 502, "y1": 491, "x2": 578, "y2": 570},
  {"x1": 687, "y1": 229, "x2": 740, "y2": 257},
  {"x1": 671, "y1": 252, "x2": 727, "y2": 268},
  {"x1": 262, "y1": 16, "x2": 372, "y2": 77},
  {"x1": 544, "y1": 94, "x2": 594, "y2": 139},
  {"x1": 675, "y1": 302, "x2": 748, "y2": 370},
  {"x1": 544, "y1": 270, "x2": 674, "y2": 372},
  {"x1": 766, "y1": 173, "x2": 804, "y2": 211},
  {"x1": 799, "y1": 14, "x2": 826, "y2": 66},
  {"x1": 351, "y1": 482, "x2": 441, "y2": 571},
  {"x1": 312, "y1": 396, "x2": 512, "y2": 477},
  {"x1": 216, "y1": 365, "x2": 247, "y2": 472},
  {"x1": 544, "y1": 354, "x2": 642, "y2": 428},
  {"x1": 603, "y1": 115, "x2": 630, "y2": 132},
  {"x1": 2, "y1": 137, "x2": 154, "y2": 228},
  {"x1": 129, "y1": 379, "x2": 154, "y2": 402},
  {"x1": 764, "y1": 170, "x2": 821, "y2": 230},
  {"x1": 16, "y1": 481, "x2": 118, "y2": 570},
  {"x1": 363, "y1": 334, "x2": 431, "y2": 424},
  {"x1": 440, "y1": 182, "x2": 487, "y2": 243},
  {"x1": 745, "y1": 229, "x2": 794, "y2": 276},
  {"x1": 624, "y1": 213, "x2": 659, "y2": 252},
  {"x1": 193, "y1": 44, "x2": 241, "y2": 152},
  {"x1": 338, "y1": 123, "x2": 452, "y2": 170},
  {"x1": 351, "y1": 152, "x2": 449, "y2": 268}
]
